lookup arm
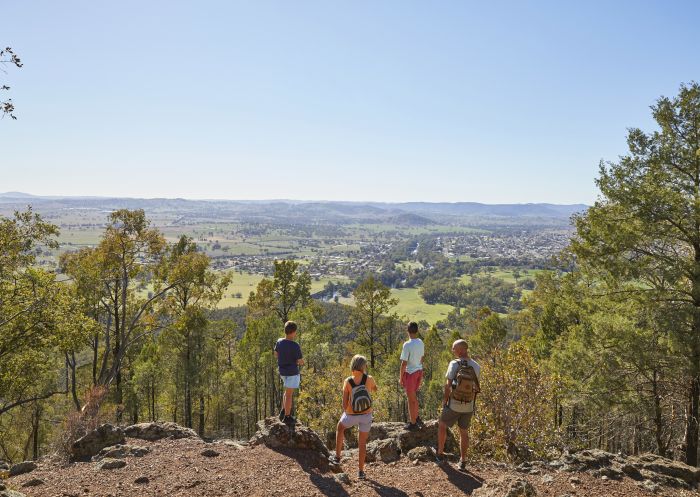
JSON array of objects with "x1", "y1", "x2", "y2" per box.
[
  {"x1": 399, "y1": 360, "x2": 407, "y2": 385},
  {"x1": 443, "y1": 378, "x2": 452, "y2": 406},
  {"x1": 342, "y1": 383, "x2": 350, "y2": 412},
  {"x1": 296, "y1": 345, "x2": 304, "y2": 366},
  {"x1": 368, "y1": 376, "x2": 378, "y2": 393}
]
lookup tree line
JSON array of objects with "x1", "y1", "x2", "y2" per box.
[{"x1": 2, "y1": 82, "x2": 700, "y2": 467}]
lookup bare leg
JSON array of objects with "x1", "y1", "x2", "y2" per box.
[
  {"x1": 284, "y1": 388, "x2": 294, "y2": 416},
  {"x1": 437, "y1": 421, "x2": 447, "y2": 455},
  {"x1": 459, "y1": 427, "x2": 469, "y2": 461},
  {"x1": 358, "y1": 430, "x2": 369, "y2": 471},
  {"x1": 335, "y1": 422, "x2": 346, "y2": 459},
  {"x1": 406, "y1": 390, "x2": 418, "y2": 423}
]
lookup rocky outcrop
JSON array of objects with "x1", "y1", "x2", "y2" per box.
[
  {"x1": 250, "y1": 417, "x2": 330, "y2": 458},
  {"x1": 124, "y1": 422, "x2": 198, "y2": 441},
  {"x1": 472, "y1": 476, "x2": 537, "y2": 497},
  {"x1": 8, "y1": 461, "x2": 36, "y2": 477},
  {"x1": 95, "y1": 458, "x2": 127, "y2": 470},
  {"x1": 327, "y1": 420, "x2": 456, "y2": 456},
  {"x1": 366, "y1": 438, "x2": 401, "y2": 463},
  {"x1": 70, "y1": 424, "x2": 125, "y2": 461},
  {"x1": 92, "y1": 444, "x2": 150, "y2": 461},
  {"x1": 546, "y1": 449, "x2": 700, "y2": 489}
]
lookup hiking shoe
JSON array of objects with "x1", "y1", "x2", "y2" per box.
[
  {"x1": 458, "y1": 460, "x2": 467, "y2": 471},
  {"x1": 416, "y1": 416, "x2": 425, "y2": 428},
  {"x1": 283, "y1": 415, "x2": 296, "y2": 426},
  {"x1": 329, "y1": 455, "x2": 341, "y2": 465},
  {"x1": 435, "y1": 452, "x2": 445, "y2": 464},
  {"x1": 358, "y1": 470, "x2": 366, "y2": 480},
  {"x1": 404, "y1": 422, "x2": 419, "y2": 431}
]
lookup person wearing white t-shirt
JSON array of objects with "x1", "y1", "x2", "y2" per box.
[
  {"x1": 399, "y1": 321, "x2": 425, "y2": 430},
  {"x1": 436, "y1": 339, "x2": 481, "y2": 471}
]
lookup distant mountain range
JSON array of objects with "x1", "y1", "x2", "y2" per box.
[{"x1": 0, "y1": 192, "x2": 587, "y2": 226}]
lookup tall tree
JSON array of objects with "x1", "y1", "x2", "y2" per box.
[
  {"x1": 248, "y1": 260, "x2": 311, "y2": 323},
  {"x1": 571, "y1": 82, "x2": 700, "y2": 465},
  {"x1": 352, "y1": 275, "x2": 398, "y2": 368}
]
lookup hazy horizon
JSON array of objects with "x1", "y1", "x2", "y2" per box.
[{"x1": 0, "y1": 190, "x2": 589, "y2": 206}]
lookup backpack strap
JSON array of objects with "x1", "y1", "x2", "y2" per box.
[
  {"x1": 360, "y1": 374, "x2": 367, "y2": 386},
  {"x1": 348, "y1": 376, "x2": 356, "y2": 388}
]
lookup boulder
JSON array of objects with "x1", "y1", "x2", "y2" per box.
[
  {"x1": 628, "y1": 453, "x2": 700, "y2": 486},
  {"x1": 407, "y1": 446, "x2": 435, "y2": 462},
  {"x1": 249, "y1": 417, "x2": 330, "y2": 458},
  {"x1": 9, "y1": 461, "x2": 37, "y2": 477},
  {"x1": 124, "y1": 422, "x2": 198, "y2": 441},
  {"x1": 70, "y1": 424, "x2": 125, "y2": 461},
  {"x1": 558, "y1": 449, "x2": 616, "y2": 472},
  {"x1": 95, "y1": 458, "x2": 127, "y2": 470},
  {"x1": 472, "y1": 476, "x2": 537, "y2": 497},
  {"x1": 334, "y1": 473, "x2": 350, "y2": 485},
  {"x1": 92, "y1": 444, "x2": 150, "y2": 461},
  {"x1": 366, "y1": 439, "x2": 400, "y2": 463},
  {"x1": 20, "y1": 479, "x2": 44, "y2": 488},
  {"x1": 0, "y1": 490, "x2": 26, "y2": 497}
]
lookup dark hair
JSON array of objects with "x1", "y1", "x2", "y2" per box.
[
  {"x1": 407, "y1": 321, "x2": 419, "y2": 335},
  {"x1": 284, "y1": 321, "x2": 298, "y2": 335}
]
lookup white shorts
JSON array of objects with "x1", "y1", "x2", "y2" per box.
[
  {"x1": 339, "y1": 412, "x2": 373, "y2": 433},
  {"x1": 281, "y1": 374, "x2": 300, "y2": 389}
]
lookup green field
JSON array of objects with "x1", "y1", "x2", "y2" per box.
[
  {"x1": 391, "y1": 288, "x2": 454, "y2": 323},
  {"x1": 459, "y1": 268, "x2": 546, "y2": 284}
]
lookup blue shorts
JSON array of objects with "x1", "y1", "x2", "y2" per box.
[
  {"x1": 281, "y1": 374, "x2": 300, "y2": 389},
  {"x1": 339, "y1": 412, "x2": 373, "y2": 433}
]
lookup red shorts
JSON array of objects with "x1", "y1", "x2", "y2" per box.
[{"x1": 402, "y1": 370, "x2": 423, "y2": 393}]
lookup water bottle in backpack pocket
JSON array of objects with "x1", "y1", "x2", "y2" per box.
[{"x1": 348, "y1": 374, "x2": 372, "y2": 413}]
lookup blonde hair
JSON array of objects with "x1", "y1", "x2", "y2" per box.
[
  {"x1": 452, "y1": 339, "x2": 469, "y2": 356},
  {"x1": 350, "y1": 354, "x2": 368, "y2": 372}
]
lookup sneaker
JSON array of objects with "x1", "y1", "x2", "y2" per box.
[
  {"x1": 329, "y1": 455, "x2": 341, "y2": 465},
  {"x1": 404, "y1": 422, "x2": 419, "y2": 431},
  {"x1": 283, "y1": 415, "x2": 296, "y2": 426},
  {"x1": 416, "y1": 416, "x2": 425, "y2": 428},
  {"x1": 358, "y1": 470, "x2": 366, "y2": 480},
  {"x1": 435, "y1": 452, "x2": 445, "y2": 464},
  {"x1": 458, "y1": 460, "x2": 467, "y2": 471}
]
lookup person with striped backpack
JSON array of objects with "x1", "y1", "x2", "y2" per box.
[{"x1": 330, "y1": 354, "x2": 377, "y2": 480}]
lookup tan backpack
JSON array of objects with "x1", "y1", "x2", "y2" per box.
[{"x1": 451, "y1": 360, "x2": 480, "y2": 403}]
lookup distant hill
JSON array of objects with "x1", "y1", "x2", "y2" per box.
[
  {"x1": 0, "y1": 193, "x2": 587, "y2": 226},
  {"x1": 392, "y1": 202, "x2": 587, "y2": 218}
]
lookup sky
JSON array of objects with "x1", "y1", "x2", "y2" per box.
[{"x1": 2, "y1": 1, "x2": 698, "y2": 204}]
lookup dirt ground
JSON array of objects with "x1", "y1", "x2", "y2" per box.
[{"x1": 7, "y1": 437, "x2": 698, "y2": 497}]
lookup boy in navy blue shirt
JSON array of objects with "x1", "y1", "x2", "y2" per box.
[{"x1": 274, "y1": 321, "x2": 304, "y2": 426}]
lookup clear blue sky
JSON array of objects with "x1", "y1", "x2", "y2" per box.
[{"x1": 2, "y1": 1, "x2": 698, "y2": 203}]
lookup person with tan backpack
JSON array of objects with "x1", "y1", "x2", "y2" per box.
[{"x1": 435, "y1": 339, "x2": 481, "y2": 471}]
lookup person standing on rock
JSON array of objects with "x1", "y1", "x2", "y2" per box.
[
  {"x1": 400, "y1": 321, "x2": 425, "y2": 430},
  {"x1": 274, "y1": 321, "x2": 304, "y2": 426},
  {"x1": 436, "y1": 338, "x2": 480, "y2": 471},
  {"x1": 330, "y1": 354, "x2": 377, "y2": 480}
]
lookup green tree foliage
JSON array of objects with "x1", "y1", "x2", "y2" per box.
[
  {"x1": 0, "y1": 209, "x2": 93, "y2": 416},
  {"x1": 351, "y1": 276, "x2": 398, "y2": 368},
  {"x1": 570, "y1": 82, "x2": 700, "y2": 464}
]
